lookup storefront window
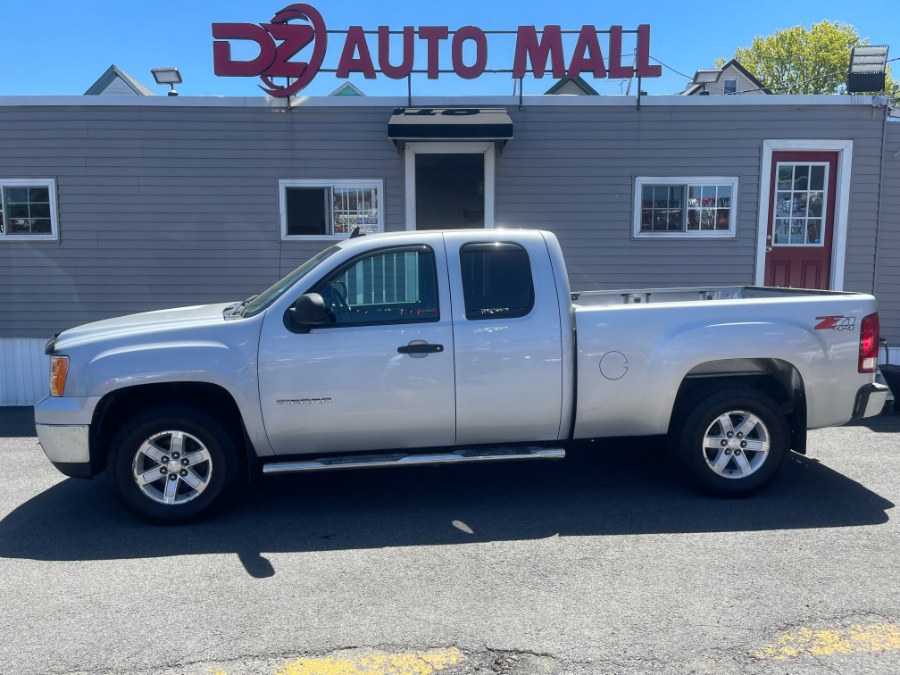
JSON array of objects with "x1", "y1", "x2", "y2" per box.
[
  {"x1": 0, "y1": 180, "x2": 58, "y2": 241},
  {"x1": 634, "y1": 177, "x2": 738, "y2": 239},
  {"x1": 279, "y1": 179, "x2": 383, "y2": 239}
]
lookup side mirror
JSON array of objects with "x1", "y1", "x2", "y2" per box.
[{"x1": 287, "y1": 293, "x2": 331, "y2": 330}]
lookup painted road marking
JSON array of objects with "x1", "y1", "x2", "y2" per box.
[
  {"x1": 755, "y1": 623, "x2": 900, "y2": 660},
  {"x1": 274, "y1": 648, "x2": 463, "y2": 675}
]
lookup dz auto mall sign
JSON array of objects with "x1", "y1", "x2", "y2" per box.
[{"x1": 212, "y1": 4, "x2": 662, "y2": 97}]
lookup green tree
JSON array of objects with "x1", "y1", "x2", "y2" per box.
[{"x1": 717, "y1": 20, "x2": 895, "y2": 95}]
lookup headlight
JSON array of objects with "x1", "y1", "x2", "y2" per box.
[{"x1": 50, "y1": 356, "x2": 69, "y2": 397}]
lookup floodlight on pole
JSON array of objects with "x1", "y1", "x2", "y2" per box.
[
  {"x1": 151, "y1": 67, "x2": 183, "y2": 96},
  {"x1": 846, "y1": 46, "x2": 888, "y2": 93}
]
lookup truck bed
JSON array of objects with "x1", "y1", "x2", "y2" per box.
[{"x1": 572, "y1": 285, "x2": 849, "y2": 308}]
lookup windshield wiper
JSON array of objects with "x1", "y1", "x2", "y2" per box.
[{"x1": 224, "y1": 294, "x2": 258, "y2": 318}]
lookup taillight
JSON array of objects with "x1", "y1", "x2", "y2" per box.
[
  {"x1": 859, "y1": 313, "x2": 879, "y2": 373},
  {"x1": 50, "y1": 356, "x2": 69, "y2": 396}
]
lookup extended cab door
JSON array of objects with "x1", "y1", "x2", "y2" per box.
[
  {"x1": 444, "y1": 232, "x2": 565, "y2": 444},
  {"x1": 258, "y1": 234, "x2": 455, "y2": 455}
]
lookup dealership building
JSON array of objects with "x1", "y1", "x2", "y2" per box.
[{"x1": 0, "y1": 38, "x2": 898, "y2": 404}]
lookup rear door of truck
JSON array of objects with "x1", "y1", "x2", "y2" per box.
[{"x1": 443, "y1": 232, "x2": 566, "y2": 444}]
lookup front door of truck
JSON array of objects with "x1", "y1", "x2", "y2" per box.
[
  {"x1": 258, "y1": 236, "x2": 455, "y2": 455},
  {"x1": 444, "y1": 233, "x2": 565, "y2": 444}
]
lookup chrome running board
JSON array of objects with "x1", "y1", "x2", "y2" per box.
[{"x1": 262, "y1": 446, "x2": 565, "y2": 475}]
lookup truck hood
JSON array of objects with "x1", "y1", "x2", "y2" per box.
[{"x1": 51, "y1": 303, "x2": 236, "y2": 353}]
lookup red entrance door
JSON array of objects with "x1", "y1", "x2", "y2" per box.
[{"x1": 764, "y1": 151, "x2": 838, "y2": 289}]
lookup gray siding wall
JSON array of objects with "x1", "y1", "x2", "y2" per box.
[
  {"x1": 1, "y1": 104, "x2": 404, "y2": 338},
  {"x1": 0, "y1": 99, "x2": 890, "y2": 341},
  {"x1": 501, "y1": 104, "x2": 884, "y2": 300},
  {"x1": 876, "y1": 120, "x2": 900, "y2": 347}
]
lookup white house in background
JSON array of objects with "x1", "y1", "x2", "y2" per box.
[
  {"x1": 83, "y1": 65, "x2": 156, "y2": 96},
  {"x1": 683, "y1": 59, "x2": 771, "y2": 96}
]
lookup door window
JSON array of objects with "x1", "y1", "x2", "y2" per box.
[
  {"x1": 460, "y1": 242, "x2": 534, "y2": 320},
  {"x1": 314, "y1": 246, "x2": 439, "y2": 326},
  {"x1": 772, "y1": 162, "x2": 828, "y2": 246}
]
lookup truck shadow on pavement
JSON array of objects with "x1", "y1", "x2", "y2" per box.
[
  {"x1": 0, "y1": 407, "x2": 35, "y2": 438},
  {"x1": 0, "y1": 438, "x2": 893, "y2": 578}
]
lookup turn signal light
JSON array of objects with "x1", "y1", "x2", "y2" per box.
[
  {"x1": 858, "y1": 313, "x2": 879, "y2": 373},
  {"x1": 50, "y1": 356, "x2": 69, "y2": 396}
]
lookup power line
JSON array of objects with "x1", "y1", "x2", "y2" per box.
[{"x1": 648, "y1": 56, "x2": 693, "y2": 80}]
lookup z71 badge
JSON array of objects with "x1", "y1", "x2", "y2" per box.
[{"x1": 815, "y1": 316, "x2": 856, "y2": 331}]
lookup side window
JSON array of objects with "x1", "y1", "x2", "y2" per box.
[
  {"x1": 460, "y1": 242, "x2": 534, "y2": 320},
  {"x1": 0, "y1": 179, "x2": 59, "y2": 241},
  {"x1": 280, "y1": 179, "x2": 383, "y2": 239},
  {"x1": 314, "y1": 246, "x2": 439, "y2": 326}
]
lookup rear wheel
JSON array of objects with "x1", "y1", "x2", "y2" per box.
[
  {"x1": 672, "y1": 386, "x2": 789, "y2": 496},
  {"x1": 107, "y1": 405, "x2": 241, "y2": 524}
]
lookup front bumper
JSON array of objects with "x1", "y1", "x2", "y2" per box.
[
  {"x1": 34, "y1": 395, "x2": 102, "y2": 478},
  {"x1": 852, "y1": 382, "x2": 890, "y2": 419},
  {"x1": 36, "y1": 424, "x2": 93, "y2": 479}
]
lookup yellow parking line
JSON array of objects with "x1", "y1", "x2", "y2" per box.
[
  {"x1": 754, "y1": 623, "x2": 900, "y2": 660},
  {"x1": 274, "y1": 648, "x2": 463, "y2": 675}
]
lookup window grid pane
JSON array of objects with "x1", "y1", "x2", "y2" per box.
[
  {"x1": 686, "y1": 184, "x2": 732, "y2": 232},
  {"x1": 1, "y1": 185, "x2": 51, "y2": 236},
  {"x1": 771, "y1": 163, "x2": 828, "y2": 247},
  {"x1": 635, "y1": 178, "x2": 738, "y2": 237},
  {"x1": 641, "y1": 184, "x2": 688, "y2": 232}
]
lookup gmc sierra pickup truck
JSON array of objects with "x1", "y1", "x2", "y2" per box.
[{"x1": 35, "y1": 230, "x2": 889, "y2": 523}]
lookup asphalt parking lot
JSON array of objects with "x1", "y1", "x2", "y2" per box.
[{"x1": 0, "y1": 406, "x2": 898, "y2": 674}]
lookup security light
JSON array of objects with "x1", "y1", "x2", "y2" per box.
[
  {"x1": 151, "y1": 67, "x2": 183, "y2": 96},
  {"x1": 692, "y1": 69, "x2": 721, "y2": 84},
  {"x1": 692, "y1": 69, "x2": 720, "y2": 96},
  {"x1": 847, "y1": 46, "x2": 888, "y2": 93}
]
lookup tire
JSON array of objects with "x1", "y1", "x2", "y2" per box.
[
  {"x1": 107, "y1": 405, "x2": 241, "y2": 524},
  {"x1": 671, "y1": 386, "x2": 789, "y2": 497}
]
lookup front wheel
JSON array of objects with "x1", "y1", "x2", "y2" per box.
[
  {"x1": 672, "y1": 387, "x2": 789, "y2": 496},
  {"x1": 107, "y1": 406, "x2": 241, "y2": 524}
]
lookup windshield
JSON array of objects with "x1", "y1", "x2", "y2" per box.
[{"x1": 241, "y1": 246, "x2": 339, "y2": 318}]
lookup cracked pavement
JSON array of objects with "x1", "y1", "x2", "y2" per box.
[{"x1": 0, "y1": 407, "x2": 898, "y2": 674}]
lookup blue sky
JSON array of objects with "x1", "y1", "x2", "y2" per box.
[{"x1": 0, "y1": 0, "x2": 896, "y2": 98}]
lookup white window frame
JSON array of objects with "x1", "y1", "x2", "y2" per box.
[
  {"x1": 633, "y1": 176, "x2": 739, "y2": 239},
  {"x1": 279, "y1": 178, "x2": 384, "y2": 241},
  {"x1": 404, "y1": 142, "x2": 495, "y2": 230},
  {"x1": 0, "y1": 178, "x2": 59, "y2": 242}
]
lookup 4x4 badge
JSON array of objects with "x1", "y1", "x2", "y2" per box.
[{"x1": 815, "y1": 316, "x2": 856, "y2": 331}]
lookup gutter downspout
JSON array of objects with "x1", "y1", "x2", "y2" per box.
[{"x1": 872, "y1": 99, "x2": 889, "y2": 297}]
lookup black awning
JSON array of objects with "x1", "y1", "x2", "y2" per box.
[{"x1": 388, "y1": 107, "x2": 513, "y2": 146}]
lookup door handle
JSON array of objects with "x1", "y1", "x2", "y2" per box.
[
  {"x1": 397, "y1": 343, "x2": 444, "y2": 354},
  {"x1": 766, "y1": 246, "x2": 773, "y2": 253}
]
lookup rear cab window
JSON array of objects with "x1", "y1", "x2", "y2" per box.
[{"x1": 459, "y1": 242, "x2": 535, "y2": 320}]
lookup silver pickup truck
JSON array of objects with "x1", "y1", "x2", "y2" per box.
[{"x1": 35, "y1": 230, "x2": 889, "y2": 523}]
